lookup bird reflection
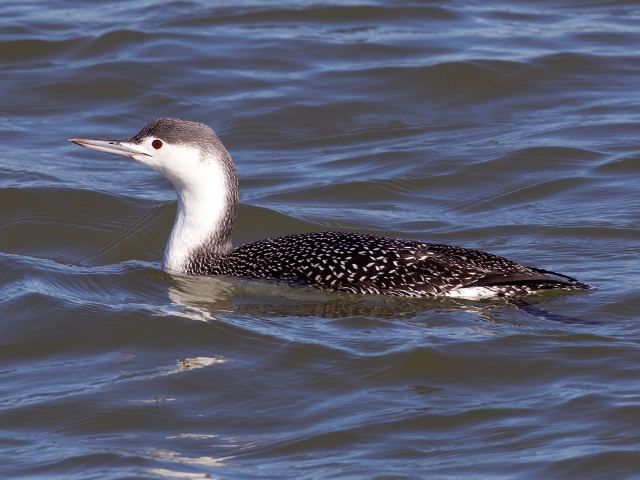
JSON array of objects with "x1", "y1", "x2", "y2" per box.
[{"x1": 163, "y1": 273, "x2": 583, "y2": 324}]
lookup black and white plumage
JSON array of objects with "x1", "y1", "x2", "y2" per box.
[{"x1": 70, "y1": 118, "x2": 590, "y2": 299}]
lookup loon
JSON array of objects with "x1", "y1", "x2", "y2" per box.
[{"x1": 70, "y1": 118, "x2": 590, "y2": 299}]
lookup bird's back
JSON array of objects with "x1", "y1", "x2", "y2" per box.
[{"x1": 187, "y1": 231, "x2": 588, "y2": 297}]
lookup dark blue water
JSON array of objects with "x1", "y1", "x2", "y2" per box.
[{"x1": 2, "y1": 1, "x2": 640, "y2": 478}]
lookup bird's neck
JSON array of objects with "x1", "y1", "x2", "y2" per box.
[{"x1": 163, "y1": 164, "x2": 238, "y2": 274}]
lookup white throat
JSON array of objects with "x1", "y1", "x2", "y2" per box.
[{"x1": 161, "y1": 154, "x2": 236, "y2": 273}]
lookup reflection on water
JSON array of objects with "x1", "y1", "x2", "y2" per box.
[
  {"x1": 168, "y1": 272, "x2": 500, "y2": 321},
  {"x1": 167, "y1": 270, "x2": 594, "y2": 328}
]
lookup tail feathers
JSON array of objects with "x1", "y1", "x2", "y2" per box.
[
  {"x1": 468, "y1": 268, "x2": 591, "y2": 290},
  {"x1": 529, "y1": 267, "x2": 591, "y2": 289}
]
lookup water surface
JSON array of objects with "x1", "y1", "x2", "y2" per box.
[{"x1": 2, "y1": 1, "x2": 640, "y2": 478}]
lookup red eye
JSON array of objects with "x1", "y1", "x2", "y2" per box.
[{"x1": 152, "y1": 139, "x2": 163, "y2": 149}]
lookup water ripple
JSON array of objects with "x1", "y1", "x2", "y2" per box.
[{"x1": 2, "y1": 1, "x2": 640, "y2": 478}]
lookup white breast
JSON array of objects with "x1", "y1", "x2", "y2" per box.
[
  {"x1": 443, "y1": 286, "x2": 500, "y2": 299},
  {"x1": 162, "y1": 146, "x2": 231, "y2": 273}
]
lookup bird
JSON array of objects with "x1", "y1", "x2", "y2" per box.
[{"x1": 70, "y1": 118, "x2": 590, "y2": 299}]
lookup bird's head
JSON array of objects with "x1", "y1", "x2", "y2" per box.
[{"x1": 70, "y1": 117, "x2": 236, "y2": 192}]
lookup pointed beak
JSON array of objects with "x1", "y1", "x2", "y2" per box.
[{"x1": 68, "y1": 138, "x2": 151, "y2": 158}]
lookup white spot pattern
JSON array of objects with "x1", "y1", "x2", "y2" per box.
[{"x1": 186, "y1": 231, "x2": 590, "y2": 298}]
